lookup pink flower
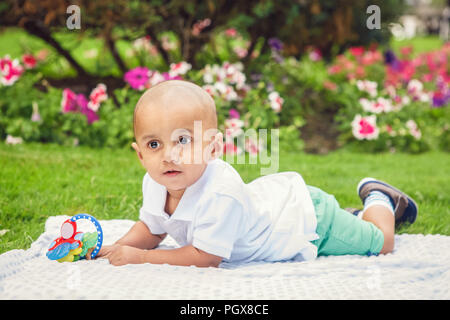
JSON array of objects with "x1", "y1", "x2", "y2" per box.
[
  {"x1": 351, "y1": 114, "x2": 379, "y2": 140},
  {"x1": 192, "y1": 18, "x2": 211, "y2": 36},
  {"x1": 22, "y1": 54, "x2": 37, "y2": 69},
  {"x1": 223, "y1": 129, "x2": 243, "y2": 155},
  {"x1": 245, "y1": 137, "x2": 260, "y2": 156},
  {"x1": 0, "y1": 55, "x2": 24, "y2": 86},
  {"x1": 385, "y1": 124, "x2": 394, "y2": 135},
  {"x1": 308, "y1": 48, "x2": 322, "y2": 61},
  {"x1": 35, "y1": 49, "x2": 49, "y2": 62},
  {"x1": 234, "y1": 47, "x2": 248, "y2": 58},
  {"x1": 323, "y1": 81, "x2": 338, "y2": 91},
  {"x1": 31, "y1": 102, "x2": 41, "y2": 122},
  {"x1": 361, "y1": 50, "x2": 382, "y2": 65},
  {"x1": 124, "y1": 67, "x2": 150, "y2": 90},
  {"x1": 61, "y1": 88, "x2": 99, "y2": 124},
  {"x1": 355, "y1": 66, "x2": 366, "y2": 78},
  {"x1": 349, "y1": 46, "x2": 365, "y2": 57},
  {"x1": 268, "y1": 91, "x2": 283, "y2": 113},
  {"x1": 162, "y1": 72, "x2": 182, "y2": 81},
  {"x1": 61, "y1": 88, "x2": 79, "y2": 113},
  {"x1": 229, "y1": 108, "x2": 240, "y2": 119},
  {"x1": 78, "y1": 94, "x2": 99, "y2": 124},
  {"x1": 88, "y1": 83, "x2": 108, "y2": 112},
  {"x1": 223, "y1": 140, "x2": 242, "y2": 155},
  {"x1": 327, "y1": 64, "x2": 342, "y2": 74},
  {"x1": 225, "y1": 28, "x2": 237, "y2": 37},
  {"x1": 400, "y1": 46, "x2": 413, "y2": 57},
  {"x1": 422, "y1": 73, "x2": 434, "y2": 82}
]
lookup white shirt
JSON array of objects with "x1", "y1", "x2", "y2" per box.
[{"x1": 139, "y1": 158, "x2": 319, "y2": 263}]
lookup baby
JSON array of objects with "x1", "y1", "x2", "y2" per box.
[{"x1": 94, "y1": 80, "x2": 418, "y2": 267}]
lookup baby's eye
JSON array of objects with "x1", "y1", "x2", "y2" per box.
[
  {"x1": 148, "y1": 140, "x2": 160, "y2": 149},
  {"x1": 178, "y1": 135, "x2": 191, "y2": 145}
]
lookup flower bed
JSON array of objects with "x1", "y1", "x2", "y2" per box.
[{"x1": 1, "y1": 34, "x2": 448, "y2": 153}]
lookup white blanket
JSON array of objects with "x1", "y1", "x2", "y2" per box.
[{"x1": 1, "y1": 215, "x2": 449, "y2": 300}]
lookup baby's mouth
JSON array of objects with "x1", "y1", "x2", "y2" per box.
[{"x1": 163, "y1": 170, "x2": 182, "y2": 176}]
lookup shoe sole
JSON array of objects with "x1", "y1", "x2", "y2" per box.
[{"x1": 357, "y1": 177, "x2": 418, "y2": 225}]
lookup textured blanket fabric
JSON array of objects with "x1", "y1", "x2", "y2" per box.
[{"x1": 0, "y1": 215, "x2": 449, "y2": 299}]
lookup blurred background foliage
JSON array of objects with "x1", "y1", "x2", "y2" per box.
[{"x1": 0, "y1": 0, "x2": 448, "y2": 154}]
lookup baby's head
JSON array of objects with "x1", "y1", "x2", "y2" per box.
[{"x1": 131, "y1": 80, "x2": 223, "y2": 193}]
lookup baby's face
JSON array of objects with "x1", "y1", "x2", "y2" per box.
[{"x1": 132, "y1": 86, "x2": 221, "y2": 193}]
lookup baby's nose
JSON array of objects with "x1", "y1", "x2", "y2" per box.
[{"x1": 163, "y1": 144, "x2": 182, "y2": 164}]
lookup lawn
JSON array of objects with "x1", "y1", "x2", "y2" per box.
[{"x1": 0, "y1": 142, "x2": 449, "y2": 255}]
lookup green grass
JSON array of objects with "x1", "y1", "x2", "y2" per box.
[
  {"x1": 0, "y1": 143, "x2": 449, "y2": 255},
  {"x1": 0, "y1": 27, "x2": 139, "y2": 78},
  {"x1": 390, "y1": 35, "x2": 445, "y2": 56}
]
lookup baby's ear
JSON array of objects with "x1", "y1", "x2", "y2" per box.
[
  {"x1": 131, "y1": 142, "x2": 144, "y2": 163},
  {"x1": 210, "y1": 131, "x2": 224, "y2": 160}
]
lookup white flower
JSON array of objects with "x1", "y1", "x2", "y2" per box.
[
  {"x1": 385, "y1": 85, "x2": 397, "y2": 98},
  {"x1": 359, "y1": 97, "x2": 393, "y2": 114},
  {"x1": 359, "y1": 98, "x2": 373, "y2": 112},
  {"x1": 268, "y1": 91, "x2": 284, "y2": 113},
  {"x1": 87, "y1": 83, "x2": 108, "y2": 112},
  {"x1": 407, "y1": 79, "x2": 423, "y2": 94},
  {"x1": 225, "y1": 118, "x2": 245, "y2": 137},
  {"x1": 203, "y1": 69, "x2": 214, "y2": 84},
  {"x1": 407, "y1": 79, "x2": 431, "y2": 103},
  {"x1": 356, "y1": 80, "x2": 378, "y2": 97},
  {"x1": 406, "y1": 119, "x2": 422, "y2": 139},
  {"x1": 224, "y1": 85, "x2": 238, "y2": 101},
  {"x1": 148, "y1": 71, "x2": 165, "y2": 86},
  {"x1": 202, "y1": 84, "x2": 217, "y2": 97},
  {"x1": 214, "y1": 81, "x2": 227, "y2": 95},
  {"x1": 5, "y1": 135, "x2": 23, "y2": 145},
  {"x1": 132, "y1": 36, "x2": 152, "y2": 51},
  {"x1": 419, "y1": 92, "x2": 430, "y2": 102},
  {"x1": 169, "y1": 61, "x2": 191, "y2": 77}
]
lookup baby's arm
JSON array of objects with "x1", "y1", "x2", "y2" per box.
[
  {"x1": 140, "y1": 245, "x2": 223, "y2": 268},
  {"x1": 93, "y1": 221, "x2": 165, "y2": 259},
  {"x1": 100, "y1": 244, "x2": 222, "y2": 267},
  {"x1": 115, "y1": 220, "x2": 166, "y2": 249}
]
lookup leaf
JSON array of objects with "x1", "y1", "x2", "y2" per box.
[{"x1": 0, "y1": 229, "x2": 9, "y2": 236}]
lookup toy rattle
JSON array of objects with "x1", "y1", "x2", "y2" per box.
[{"x1": 46, "y1": 213, "x2": 103, "y2": 262}]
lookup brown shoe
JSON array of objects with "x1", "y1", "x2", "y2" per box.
[{"x1": 357, "y1": 177, "x2": 418, "y2": 225}]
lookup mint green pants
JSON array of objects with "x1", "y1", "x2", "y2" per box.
[{"x1": 307, "y1": 185, "x2": 384, "y2": 256}]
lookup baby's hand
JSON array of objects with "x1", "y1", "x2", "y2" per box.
[
  {"x1": 86, "y1": 244, "x2": 120, "y2": 260},
  {"x1": 98, "y1": 245, "x2": 146, "y2": 266}
]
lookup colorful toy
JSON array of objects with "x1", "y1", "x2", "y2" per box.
[{"x1": 46, "y1": 213, "x2": 103, "y2": 262}]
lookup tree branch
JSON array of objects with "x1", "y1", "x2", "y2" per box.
[
  {"x1": 145, "y1": 27, "x2": 171, "y2": 67},
  {"x1": 105, "y1": 31, "x2": 127, "y2": 74},
  {"x1": 23, "y1": 19, "x2": 90, "y2": 78}
]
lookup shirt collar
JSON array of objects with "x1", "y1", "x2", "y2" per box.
[{"x1": 145, "y1": 159, "x2": 220, "y2": 221}]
